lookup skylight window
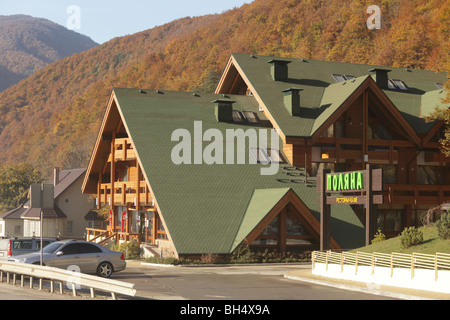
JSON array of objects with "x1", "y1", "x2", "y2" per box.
[
  {"x1": 249, "y1": 148, "x2": 270, "y2": 164},
  {"x1": 249, "y1": 148, "x2": 284, "y2": 164},
  {"x1": 388, "y1": 79, "x2": 409, "y2": 91},
  {"x1": 233, "y1": 110, "x2": 259, "y2": 124},
  {"x1": 332, "y1": 74, "x2": 356, "y2": 82},
  {"x1": 241, "y1": 111, "x2": 259, "y2": 124},
  {"x1": 267, "y1": 149, "x2": 284, "y2": 163},
  {"x1": 232, "y1": 110, "x2": 244, "y2": 122}
]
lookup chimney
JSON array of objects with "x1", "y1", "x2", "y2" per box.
[
  {"x1": 282, "y1": 88, "x2": 303, "y2": 116},
  {"x1": 368, "y1": 68, "x2": 392, "y2": 89},
  {"x1": 212, "y1": 99, "x2": 235, "y2": 122},
  {"x1": 54, "y1": 167, "x2": 60, "y2": 186},
  {"x1": 268, "y1": 59, "x2": 291, "y2": 82}
]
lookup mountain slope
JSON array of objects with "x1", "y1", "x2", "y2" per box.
[
  {"x1": 0, "y1": 0, "x2": 447, "y2": 179},
  {"x1": 0, "y1": 14, "x2": 98, "y2": 91}
]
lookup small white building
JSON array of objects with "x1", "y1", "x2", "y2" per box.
[{"x1": 0, "y1": 168, "x2": 96, "y2": 239}]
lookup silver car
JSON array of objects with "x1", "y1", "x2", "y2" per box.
[{"x1": 7, "y1": 240, "x2": 126, "y2": 278}]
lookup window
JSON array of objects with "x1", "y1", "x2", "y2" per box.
[
  {"x1": 14, "y1": 240, "x2": 32, "y2": 250},
  {"x1": 232, "y1": 110, "x2": 244, "y2": 123},
  {"x1": 267, "y1": 149, "x2": 284, "y2": 163},
  {"x1": 249, "y1": 148, "x2": 284, "y2": 164},
  {"x1": 388, "y1": 79, "x2": 408, "y2": 91},
  {"x1": 249, "y1": 148, "x2": 270, "y2": 164},
  {"x1": 61, "y1": 243, "x2": 79, "y2": 255},
  {"x1": 241, "y1": 111, "x2": 259, "y2": 123},
  {"x1": 78, "y1": 243, "x2": 102, "y2": 254},
  {"x1": 67, "y1": 221, "x2": 73, "y2": 235},
  {"x1": 36, "y1": 240, "x2": 53, "y2": 250},
  {"x1": 435, "y1": 83, "x2": 444, "y2": 89},
  {"x1": 232, "y1": 110, "x2": 259, "y2": 124},
  {"x1": 332, "y1": 74, "x2": 356, "y2": 82}
]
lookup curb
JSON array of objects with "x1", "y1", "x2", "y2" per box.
[{"x1": 284, "y1": 273, "x2": 434, "y2": 300}]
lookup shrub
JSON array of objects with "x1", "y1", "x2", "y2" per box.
[
  {"x1": 436, "y1": 211, "x2": 450, "y2": 240},
  {"x1": 118, "y1": 241, "x2": 141, "y2": 259},
  {"x1": 371, "y1": 229, "x2": 386, "y2": 244},
  {"x1": 400, "y1": 227, "x2": 423, "y2": 248}
]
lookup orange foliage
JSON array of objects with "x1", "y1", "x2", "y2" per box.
[{"x1": 0, "y1": 0, "x2": 447, "y2": 179}]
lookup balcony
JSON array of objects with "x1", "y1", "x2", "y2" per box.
[
  {"x1": 99, "y1": 181, "x2": 154, "y2": 207},
  {"x1": 383, "y1": 184, "x2": 450, "y2": 206},
  {"x1": 108, "y1": 138, "x2": 136, "y2": 162}
]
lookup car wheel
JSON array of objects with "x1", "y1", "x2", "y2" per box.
[{"x1": 96, "y1": 261, "x2": 113, "y2": 278}]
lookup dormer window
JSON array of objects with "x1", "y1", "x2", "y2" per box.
[
  {"x1": 232, "y1": 110, "x2": 244, "y2": 122},
  {"x1": 232, "y1": 110, "x2": 259, "y2": 124},
  {"x1": 332, "y1": 74, "x2": 356, "y2": 82},
  {"x1": 241, "y1": 111, "x2": 259, "y2": 123},
  {"x1": 249, "y1": 148, "x2": 284, "y2": 164},
  {"x1": 388, "y1": 79, "x2": 408, "y2": 91}
]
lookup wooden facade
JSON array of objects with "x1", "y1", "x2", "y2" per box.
[
  {"x1": 82, "y1": 54, "x2": 448, "y2": 257},
  {"x1": 83, "y1": 96, "x2": 168, "y2": 247},
  {"x1": 216, "y1": 55, "x2": 450, "y2": 239}
]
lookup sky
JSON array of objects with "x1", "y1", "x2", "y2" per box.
[{"x1": 0, "y1": 0, "x2": 253, "y2": 44}]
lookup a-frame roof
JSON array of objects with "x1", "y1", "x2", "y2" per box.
[
  {"x1": 83, "y1": 88, "x2": 365, "y2": 255},
  {"x1": 216, "y1": 53, "x2": 448, "y2": 141}
]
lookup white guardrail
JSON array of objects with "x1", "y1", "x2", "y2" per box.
[
  {"x1": 0, "y1": 261, "x2": 136, "y2": 299},
  {"x1": 312, "y1": 251, "x2": 450, "y2": 294}
]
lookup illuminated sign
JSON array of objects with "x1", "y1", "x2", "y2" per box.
[{"x1": 326, "y1": 171, "x2": 364, "y2": 192}]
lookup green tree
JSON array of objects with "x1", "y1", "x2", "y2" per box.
[{"x1": 0, "y1": 163, "x2": 42, "y2": 212}]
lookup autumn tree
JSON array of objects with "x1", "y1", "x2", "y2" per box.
[{"x1": 0, "y1": 163, "x2": 42, "y2": 212}]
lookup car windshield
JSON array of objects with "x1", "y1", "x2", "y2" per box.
[{"x1": 42, "y1": 242, "x2": 65, "y2": 253}]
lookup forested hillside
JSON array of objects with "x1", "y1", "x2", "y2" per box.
[
  {"x1": 0, "y1": 15, "x2": 98, "y2": 91},
  {"x1": 0, "y1": 0, "x2": 448, "y2": 179}
]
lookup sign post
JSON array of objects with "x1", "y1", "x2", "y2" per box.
[
  {"x1": 318, "y1": 165, "x2": 382, "y2": 250},
  {"x1": 30, "y1": 184, "x2": 54, "y2": 266}
]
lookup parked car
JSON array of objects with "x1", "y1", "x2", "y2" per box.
[
  {"x1": 0, "y1": 237, "x2": 57, "y2": 260},
  {"x1": 7, "y1": 240, "x2": 126, "y2": 278}
]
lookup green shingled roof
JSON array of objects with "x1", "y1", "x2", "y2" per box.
[
  {"x1": 112, "y1": 88, "x2": 365, "y2": 254},
  {"x1": 230, "y1": 53, "x2": 447, "y2": 136}
]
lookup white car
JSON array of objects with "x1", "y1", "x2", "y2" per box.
[{"x1": 7, "y1": 240, "x2": 126, "y2": 278}]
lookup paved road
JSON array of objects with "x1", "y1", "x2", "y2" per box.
[
  {"x1": 113, "y1": 261, "x2": 396, "y2": 300},
  {"x1": 0, "y1": 262, "x2": 397, "y2": 302}
]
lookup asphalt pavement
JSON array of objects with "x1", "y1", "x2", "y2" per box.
[{"x1": 284, "y1": 268, "x2": 450, "y2": 300}]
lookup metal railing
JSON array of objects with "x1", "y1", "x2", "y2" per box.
[
  {"x1": 0, "y1": 261, "x2": 136, "y2": 299},
  {"x1": 312, "y1": 250, "x2": 450, "y2": 281}
]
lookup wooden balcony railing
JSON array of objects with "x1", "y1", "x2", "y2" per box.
[
  {"x1": 99, "y1": 181, "x2": 154, "y2": 206},
  {"x1": 383, "y1": 184, "x2": 450, "y2": 206},
  {"x1": 108, "y1": 138, "x2": 136, "y2": 162},
  {"x1": 86, "y1": 228, "x2": 141, "y2": 247}
]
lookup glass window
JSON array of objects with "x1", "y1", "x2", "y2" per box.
[
  {"x1": 391, "y1": 79, "x2": 408, "y2": 91},
  {"x1": 261, "y1": 217, "x2": 278, "y2": 236},
  {"x1": 232, "y1": 110, "x2": 243, "y2": 123},
  {"x1": 417, "y1": 166, "x2": 436, "y2": 185},
  {"x1": 286, "y1": 213, "x2": 306, "y2": 236},
  {"x1": 332, "y1": 74, "x2": 346, "y2": 82},
  {"x1": 389, "y1": 79, "x2": 408, "y2": 91},
  {"x1": 249, "y1": 148, "x2": 271, "y2": 164},
  {"x1": 378, "y1": 165, "x2": 397, "y2": 184},
  {"x1": 78, "y1": 243, "x2": 102, "y2": 254},
  {"x1": 267, "y1": 149, "x2": 284, "y2": 163},
  {"x1": 385, "y1": 210, "x2": 402, "y2": 233},
  {"x1": 14, "y1": 240, "x2": 32, "y2": 250},
  {"x1": 241, "y1": 111, "x2": 259, "y2": 124},
  {"x1": 61, "y1": 243, "x2": 79, "y2": 255}
]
